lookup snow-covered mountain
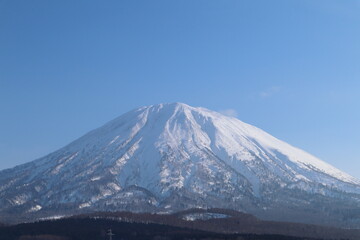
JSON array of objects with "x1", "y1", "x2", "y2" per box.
[{"x1": 1, "y1": 103, "x2": 360, "y2": 226}]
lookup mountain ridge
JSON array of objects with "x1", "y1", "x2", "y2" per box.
[{"x1": 1, "y1": 102, "x2": 359, "y2": 226}]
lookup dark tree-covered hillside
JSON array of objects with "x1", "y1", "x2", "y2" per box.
[{"x1": 0, "y1": 218, "x2": 325, "y2": 240}]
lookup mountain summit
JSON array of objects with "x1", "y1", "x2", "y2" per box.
[{"x1": 1, "y1": 103, "x2": 360, "y2": 226}]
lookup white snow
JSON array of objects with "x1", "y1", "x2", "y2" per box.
[
  {"x1": 12, "y1": 194, "x2": 29, "y2": 206},
  {"x1": 79, "y1": 202, "x2": 91, "y2": 209},
  {"x1": 39, "y1": 215, "x2": 66, "y2": 221},
  {"x1": 91, "y1": 176, "x2": 101, "y2": 181},
  {"x1": 28, "y1": 205, "x2": 42, "y2": 212},
  {"x1": 182, "y1": 212, "x2": 229, "y2": 221},
  {"x1": 1, "y1": 102, "x2": 360, "y2": 218}
]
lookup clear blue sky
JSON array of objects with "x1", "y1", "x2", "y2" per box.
[{"x1": 1, "y1": 0, "x2": 360, "y2": 178}]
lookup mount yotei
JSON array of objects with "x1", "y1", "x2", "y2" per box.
[{"x1": 1, "y1": 103, "x2": 360, "y2": 226}]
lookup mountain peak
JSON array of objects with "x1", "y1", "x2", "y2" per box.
[
  {"x1": 162, "y1": 102, "x2": 191, "y2": 108},
  {"x1": 141, "y1": 102, "x2": 200, "y2": 116}
]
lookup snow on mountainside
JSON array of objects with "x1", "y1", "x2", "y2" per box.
[{"x1": 0, "y1": 103, "x2": 360, "y2": 226}]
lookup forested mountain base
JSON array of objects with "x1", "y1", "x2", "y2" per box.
[{"x1": 0, "y1": 218, "x2": 327, "y2": 240}]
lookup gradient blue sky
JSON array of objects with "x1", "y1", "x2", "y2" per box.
[{"x1": 1, "y1": 0, "x2": 360, "y2": 178}]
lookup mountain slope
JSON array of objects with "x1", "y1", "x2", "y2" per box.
[{"x1": 0, "y1": 103, "x2": 359, "y2": 226}]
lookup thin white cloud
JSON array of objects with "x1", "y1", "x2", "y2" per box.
[
  {"x1": 260, "y1": 86, "x2": 281, "y2": 98},
  {"x1": 219, "y1": 109, "x2": 238, "y2": 118}
]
